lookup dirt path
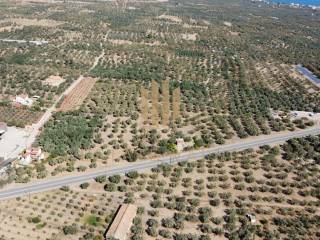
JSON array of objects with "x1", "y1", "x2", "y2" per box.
[{"x1": 90, "y1": 45, "x2": 104, "y2": 71}]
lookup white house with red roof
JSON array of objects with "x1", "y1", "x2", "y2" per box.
[{"x1": 19, "y1": 147, "x2": 44, "y2": 166}]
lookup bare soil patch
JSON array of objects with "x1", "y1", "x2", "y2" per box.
[
  {"x1": 223, "y1": 21, "x2": 232, "y2": 27},
  {"x1": 43, "y1": 75, "x2": 65, "y2": 87},
  {"x1": 181, "y1": 33, "x2": 198, "y2": 41},
  {"x1": 4, "y1": 18, "x2": 63, "y2": 28},
  {"x1": 59, "y1": 77, "x2": 97, "y2": 112},
  {"x1": 0, "y1": 25, "x2": 23, "y2": 32},
  {"x1": 182, "y1": 23, "x2": 208, "y2": 29},
  {"x1": 109, "y1": 39, "x2": 133, "y2": 45},
  {"x1": 157, "y1": 14, "x2": 182, "y2": 23}
]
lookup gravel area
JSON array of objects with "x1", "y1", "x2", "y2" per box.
[{"x1": 0, "y1": 127, "x2": 29, "y2": 161}]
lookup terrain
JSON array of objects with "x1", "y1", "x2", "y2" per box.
[
  {"x1": 0, "y1": 135, "x2": 320, "y2": 240},
  {"x1": 0, "y1": 0, "x2": 319, "y2": 239}
]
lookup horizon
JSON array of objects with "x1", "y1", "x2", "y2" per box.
[{"x1": 270, "y1": 0, "x2": 320, "y2": 6}]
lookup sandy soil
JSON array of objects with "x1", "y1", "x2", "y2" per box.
[
  {"x1": 2, "y1": 18, "x2": 63, "y2": 27},
  {"x1": 43, "y1": 75, "x2": 65, "y2": 87},
  {"x1": 59, "y1": 77, "x2": 97, "y2": 112},
  {"x1": 0, "y1": 25, "x2": 23, "y2": 32},
  {"x1": 182, "y1": 23, "x2": 208, "y2": 29},
  {"x1": 180, "y1": 33, "x2": 198, "y2": 41},
  {"x1": 109, "y1": 39, "x2": 133, "y2": 45},
  {"x1": 223, "y1": 21, "x2": 232, "y2": 27},
  {"x1": 108, "y1": 39, "x2": 163, "y2": 46},
  {"x1": 157, "y1": 14, "x2": 182, "y2": 23}
]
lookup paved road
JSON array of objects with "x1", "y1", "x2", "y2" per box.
[{"x1": 0, "y1": 126, "x2": 319, "y2": 200}]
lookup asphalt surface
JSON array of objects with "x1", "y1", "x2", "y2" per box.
[{"x1": 0, "y1": 126, "x2": 319, "y2": 200}]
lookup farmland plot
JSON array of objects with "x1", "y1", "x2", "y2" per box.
[
  {"x1": 0, "y1": 106, "x2": 43, "y2": 127},
  {"x1": 58, "y1": 77, "x2": 97, "y2": 112}
]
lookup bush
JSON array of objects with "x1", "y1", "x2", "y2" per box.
[
  {"x1": 29, "y1": 216, "x2": 41, "y2": 224},
  {"x1": 38, "y1": 113, "x2": 99, "y2": 157},
  {"x1": 63, "y1": 224, "x2": 78, "y2": 235},
  {"x1": 125, "y1": 150, "x2": 138, "y2": 162},
  {"x1": 147, "y1": 219, "x2": 159, "y2": 228},
  {"x1": 159, "y1": 229, "x2": 172, "y2": 238},
  {"x1": 126, "y1": 171, "x2": 139, "y2": 179},
  {"x1": 104, "y1": 183, "x2": 116, "y2": 192},
  {"x1": 109, "y1": 175, "x2": 121, "y2": 184},
  {"x1": 146, "y1": 226, "x2": 158, "y2": 237},
  {"x1": 95, "y1": 176, "x2": 106, "y2": 183},
  {"x1": 60, "y1": 186, "x2": 70, "y2": 192},
  {"x1": 80, "y1": 182, "x2": 89, "y2": 189}
]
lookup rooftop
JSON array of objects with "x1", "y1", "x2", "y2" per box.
[
  {"x1": 0, "y1": 122, "x2": 7, "y2": 131},
  {"x1": 105, "y1": 204, "x2": 137, "y2": 240}
]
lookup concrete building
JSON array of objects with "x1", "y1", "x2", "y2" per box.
[
  {"x1": 0, "y1": 122, "x2": 7, "y2": 137},
  {"x1": 19, "y1": 147, "x2": 44, "y2": 166},
  {"x1": 105, "y1": 204, "x2": 137, "y2": 240},
  {"x1": 246, "y1": 214, "x2": 257, "y2": 224},
  {"x1": 176, "y1": 138, "x2": 187, "y2": 152},
  {"x1": 13, "y1": 94, "x2": 33, "y2": 107}
]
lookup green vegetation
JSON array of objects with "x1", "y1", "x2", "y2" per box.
[
  {"x1": 0, "y1": 1, "x2": 319, "y2": 239},
  {"x1": 63, "y1": 224, "x2": 78, "y2": 235},
  {"x1": 85, "y1": 215, "x2": 101, "y2": 227},
  {"x1": 1, "y1": 0, "x2": 319, "y2": 180},
  {"x1": 1, "y1": 134, "x2": 320, "y2": 239},
  {"x1": 37, "y1": 112, "x2": 100, "y2": 157}
]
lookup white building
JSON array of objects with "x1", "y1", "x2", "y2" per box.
[
  {"x1": 19, "y1": 148, "x2": 44, "y2": 166},
  {"x1": 246, "y1": 214, "x2": 257, "y2": 224},
  {"x1": 0, "y1": 122, "x2": 7, "y2": 137},
  {"x1": 176, "y1": 138, "x2": 187, "y2": 152},
  {"x1": 14, "y1": 94, "x2": 34, "y2": 107}
]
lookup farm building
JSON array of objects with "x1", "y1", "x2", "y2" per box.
[
  {"x1": 13, "y1": 94, "x2": 34, "y2": 107},
  {"x1": 0, "y1": 122, "x2": 7, "y2": 137},
  {"x1": 246, "y1": 214, "x2": 257, "y2": 224},
  {"x1": 176, "y1": 138, "x2": 189, "y2": 152},
  {"x1": 105, "y1": 204, "x2": 137, "y2": 240},
  {"x1": 19, "y1": 147, "x2": 44, "y2": 166}
]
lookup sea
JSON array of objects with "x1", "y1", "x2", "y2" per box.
[{"x1": 270, "y1": 0, "x2": 320, "y2": 6}]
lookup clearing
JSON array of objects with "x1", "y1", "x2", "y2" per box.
[{"x1": 43, "y1": 75, "x2": 66, "y2": 87}]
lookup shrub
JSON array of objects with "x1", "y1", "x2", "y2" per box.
[
  {"x1": 95, "y1": 176, "x2": 106, "y2": 183},
  {"x1": 63, "y1": 224, "x2": 78, "y2": 235},
  {"x1": 104, "y1": 183, "x2": 116, "y2": 192},
  {"x1": 80, "y1": 182, "x2": 89, "y2": 189},
  {"x1": 109, "y1": 175, "x2": 121, "y2": 184}
]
